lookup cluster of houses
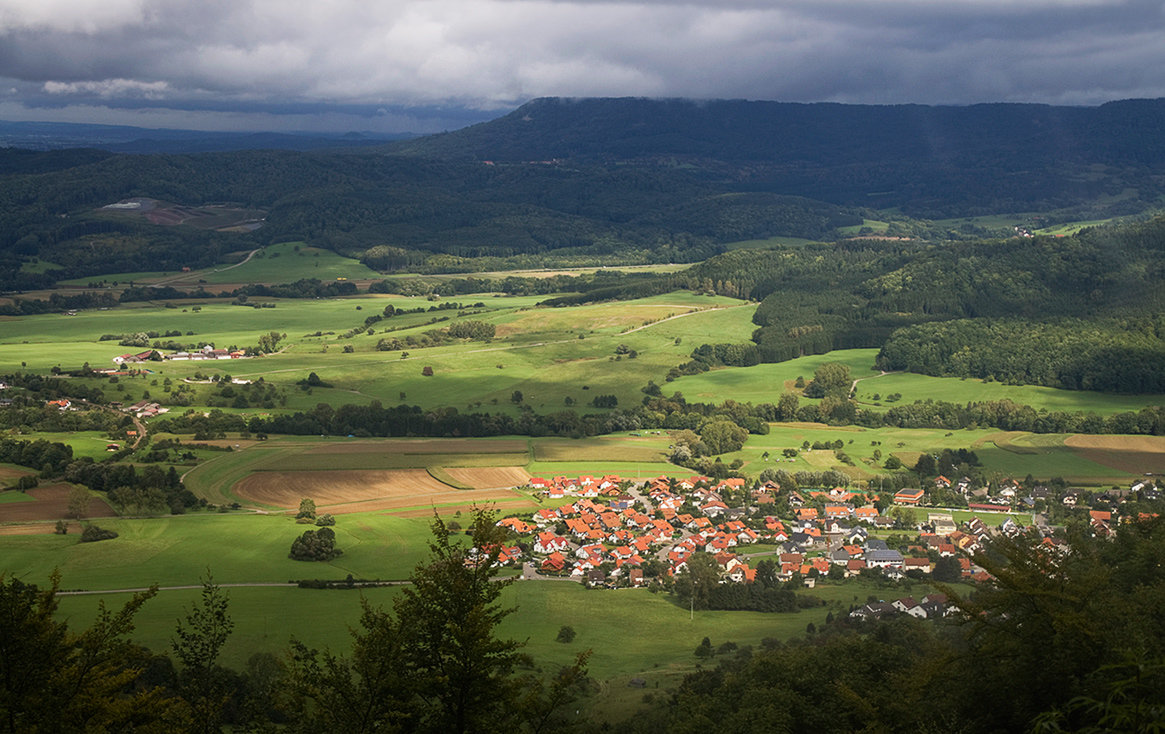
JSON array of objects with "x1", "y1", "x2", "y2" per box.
[
  {"x1": 850, "y1": 593, "x2": 952, "y2": 621},
  {"x1": 494, "y1": 474, "x2": 1010, "y2": 589},
  {"x1": 112, "y1": 345, "x2": 250, "y2": 365}
]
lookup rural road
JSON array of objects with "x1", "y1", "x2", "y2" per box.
[
  {"x1": 850, "y1": 370, "x2": 898, "y2": 399},
  {"x1": 151, "y1": 247, "x2": 261, "y2": 287}
]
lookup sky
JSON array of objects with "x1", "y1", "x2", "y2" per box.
[{"x1": 1, "y1": 0, "x2": 1163, "y2": 134}]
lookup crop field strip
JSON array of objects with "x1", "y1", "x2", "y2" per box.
[{"x1": 0, "y1": 485, "x2": 115, "y2": 527}]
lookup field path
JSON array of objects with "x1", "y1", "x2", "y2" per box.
[
  {"x1": 850, "y1": 370, "x2": 899, "y2": 398},
  {"x1": 621, "y1": 304, "x2": 750, "y2": 335},
  {"x1": 152, "y1": 247, "x2": 261, "y2": 287}
]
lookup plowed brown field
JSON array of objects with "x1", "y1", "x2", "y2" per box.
[
  {"x1": 0, "y1": 485, "x2": 115, "y2": 526},
  {"x1": 1064, "y1": 435, "x2": 1165, "y2": 474},
  {"x1": 441, "y1": 466, "x2": 531, "y2": 489},
  {"x1": 233, "y1": 469, "x2": 530, "y2": 514}
]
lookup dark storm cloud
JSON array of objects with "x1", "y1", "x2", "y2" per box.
[{"x1": 0, "y1": 0, "x2": 1162, "y2": 131}]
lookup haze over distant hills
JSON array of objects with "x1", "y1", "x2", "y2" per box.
[{"x1": 0, "y1": 120, "x2": 412, "y2": 154}]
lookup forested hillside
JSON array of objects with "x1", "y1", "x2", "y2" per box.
[
  {"x1": 668, "y1": 217, "x2": 1165, "y2": 390},
  {"x1": 393, "y1": 97, "x2": 1165, "y2": 217},
  {"x1": 6, "y1": 96, "x2": 1165, "y2": 290}
]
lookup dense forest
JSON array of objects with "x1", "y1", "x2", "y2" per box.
[{"x1": 6, "y1": 97, "x2": 1165, "y2": 291}]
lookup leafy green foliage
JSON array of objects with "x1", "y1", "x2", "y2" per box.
[
  {"x1": 289, "y1": 527, "x2": 342, "y2": 561},
  {"x1": 172, "y1": 576, "x2": 235, "y2": 733},
  {"x1": 0, "y1": 572, "x2": 186, "y2": 731},
  {"x1": 877, "y1": 316, "x2": 1165, "y2": 392}
]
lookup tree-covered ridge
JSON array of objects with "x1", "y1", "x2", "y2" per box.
[
  {"x1": 391, "y1": 97, "x2": 1165, "y2": 217},
  {"x1": 0, "y1": 144, "x2": 874, "y2": 288},
  {"x1": 6, "y1": 97, "x2": 1165, "y2": 288},
  {"x1": 877, "y1": 316, "x2": 1165, "y2": 392}
]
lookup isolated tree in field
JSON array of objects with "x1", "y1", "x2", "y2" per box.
[
  {"x1": 289, "y1": 527, "x2": 342, "y2": 561},
  {"x1": 421, "y1": 365, "x2": 434, "y2": 376},
  {"x1": 803, "y1": 362, "x2": 852, "y2": 399},
  {"x1": 511, "y1": 390, "x2": 524, "y2": 404},
  {"x1": 297, "y1": 497, "x2": 316, "y2": 522},
  {"x1": 66, "y1": 486, "x2": 90, "y2": 519},
  {"x1": 172, "y1": 575, "x2": 235, "y2": 733},
  {"x1": 256, "y1": 331, "x2": 286, "y2": 354},
  {"x1": 674, "y1": 552, "x2": 721, "y2": 611}
]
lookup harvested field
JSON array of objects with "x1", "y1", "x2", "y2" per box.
[
  {"x1": 303, "y1": 439, "x2": 528, "y2": 455},
  {"x1": 389, "y1": 498, "x2": 538, "y2": 518},
  {"x1": 440, "y1": 466, "x2": 532, "y2": 489},
  {"x1": 533, "y1": 439, "x2": 664, "y2": 463},
  {"x1": 0, "y1": 485, "x2": 115, "y2": 524},
  {"x1": 273, "y1": 452, "x2": 529, "y2": 471},
  {"x1": 233, "y1": 469, "x2": 530, "y2": 514},
  {"x1": 1064, "y1": 435, "x2": 1165, "y2": 452},
  {"x1": 235, "y1": 469, "x2": 453, "y2": 507},
  {"x1": 1064, "y1": 435, "x2": 1165, "y2": 475}
]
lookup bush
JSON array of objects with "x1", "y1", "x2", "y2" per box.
[
  {"x1": 289, "y1": 527, "x2": 342, "y2": 561},
  {"x1": 556, "y1": 625, "x2": 577, "y2": 643},
  {"x1": 80, "y1": 524, "x2": 118, "y2": 543}
]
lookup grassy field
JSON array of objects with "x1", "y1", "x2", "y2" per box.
[
  {"x1": 721, "y1": 423, "x2": 1157, "y2": 485},
  {"x1": 1, "y1": 430, "x2": 119, "y2": 460},
  {"x1": 670, "y1": 348, "x2": 1163, "y2": 417},
  {"x1": 49, "y1": 567, "x2": 932, "y2": 709},
  {"x1": 0, "y1": 511, "x2": 437, "y2": 588}
]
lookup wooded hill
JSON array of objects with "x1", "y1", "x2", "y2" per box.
[
  {"x1": 392, "y1": 97, "x2": 1165, "y2": 217},
  {"x1": 5, "y1": 97, "x2": 1165, "y2": 290}
]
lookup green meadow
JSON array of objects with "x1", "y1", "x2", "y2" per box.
[
  {"x1": 671, "y1": 347, "x2": 1163, "y2": 416},
  {"x1": 0, "y1": 511, "x2": 436, "y2": 589},
  {"x1": 167, "y1": 242, "x2": 381, "y2": 285},
  {"x1": 49, "y1": 560, "x2": 924, "y2": 690}
]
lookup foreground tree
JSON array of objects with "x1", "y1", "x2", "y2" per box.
[
  {"x1": 395, "y1": 510, "x2": 525, "y2": 733},
  {"x1": 172, "y1": 575, "x2": 235, "y2": 734},
  {"x1": 285, "y1": 507, "x2": 590, "y2": 733},
  {"x1": 0, "y1": 572, "x2": 186, "y2": 732}
]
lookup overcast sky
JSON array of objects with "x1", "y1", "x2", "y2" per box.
[{"x1": 1, "y1": 0, "x2": 1163, "y2": 133}]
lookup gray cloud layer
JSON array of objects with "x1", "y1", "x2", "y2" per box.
[{"x1": 1, "y1": 0, "x2": 1163, "y2": 131}]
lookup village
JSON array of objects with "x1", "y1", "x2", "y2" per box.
[{"x1": 490, "y1": 470, "x2": 1160, "y2": 620}]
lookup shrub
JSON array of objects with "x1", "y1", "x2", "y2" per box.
[
  {"x1": 289, "y1": 527, "x2": 342, "y2": 561},
  {"x1": 80, "y1": 524, "x2": 118, "y2": 543}
]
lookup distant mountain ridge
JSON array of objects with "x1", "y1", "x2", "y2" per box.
[
  {"x1": 396, "y1": 96, "x2": 1165, "y2": 164},
  {"x1": 0, "y1": 120, "x2": 411, "y2": 154},
  {"x1": 392, "y1": 97, "x2": 1165, "y2": 216}
]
